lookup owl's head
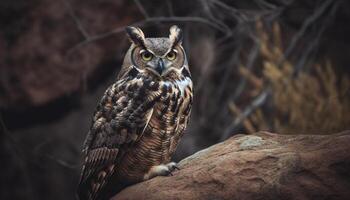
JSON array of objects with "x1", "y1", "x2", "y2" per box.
[{"x1": 123, "y1": 25, "x2": 188, "y2": 78}]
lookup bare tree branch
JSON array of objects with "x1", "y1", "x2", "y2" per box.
[
  {"x1": 231, "y1": 41, "x2": 260, "y2": 102},
  {"x1": 295, "y1": 0, "x2": 340, "y2": 73},
  {"x1": 200, "y1": 0, "x2": 232, "y2": 34},
  {"x1": 62, "y1": 0, "x2": 90, "y2": 39},
  {"x1": 41, "y1": 154, "x2": 80, "y2": 170},
  {"x1": 67, "y1": 16, "x2": 229, "y2": 54},
  {"x1": 221, "y1": 90, "x2": 269, "y2": 140},
  {"x1": 166, "y1": 0, "x2": 174, "y2": 16},
  {"x1": 282, "y1": 0, "x2": 336, "y2": 63},
  {"x1": 209, "y1": 0, "x2": 248, "y2": 22},
  {"x1": 133, "y1": 0, "x2": 150, "y2": 19},
  {"x1": 253, "y1": 0, "x2": 278, "y2": 10}
]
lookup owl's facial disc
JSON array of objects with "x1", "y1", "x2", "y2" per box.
[
  {"x1": 144, "y1": 56, "x2": 166, "y2": 76},
  {"x1": 129, "y1": 36, "x2": 185, "y2": 78},
  {"x1": 138, "y1": 48, "x2": 180, "y2": 77}
]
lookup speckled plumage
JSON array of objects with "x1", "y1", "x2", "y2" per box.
[{"x1": 78, "y1": 26, "x2": 193, "y2": 200}]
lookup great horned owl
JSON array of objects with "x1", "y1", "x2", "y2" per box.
[{"x1": 77, "y1": 25, "x2": 193, "y2": 200}]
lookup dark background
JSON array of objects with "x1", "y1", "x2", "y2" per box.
[{"x1": 0, "y1": 0, "x2": 349, "y2": 199}]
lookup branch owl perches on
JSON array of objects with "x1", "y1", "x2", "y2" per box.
[{"x1": 77, "y1": 25, "x2": 193, "y2": 200}]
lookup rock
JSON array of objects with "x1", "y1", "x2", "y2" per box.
[
  {"x1": 237, "y1": 135, "x2": 264, "y2": 150},
  {"x1": 112, "y1": 131, "x2": 350, "y2": 200},
  {"x1": 0, "y1": 0, "x2": 140, "y2": 108}
]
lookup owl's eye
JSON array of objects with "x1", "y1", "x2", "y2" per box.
[
  {"x1": 166, "y1": 50, "x2": 177, "y2": 60},
  {"x1": 140, "y1": 50, "x2": 153, "y2": 61}
]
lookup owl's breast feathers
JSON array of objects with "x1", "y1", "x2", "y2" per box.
[{"x1": 78, "y1": 70, "x2": 193, "y2": 200}]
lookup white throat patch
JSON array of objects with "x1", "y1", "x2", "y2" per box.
[{"x1": 174, "y1": 77, "x2": 191, "y2": 95}]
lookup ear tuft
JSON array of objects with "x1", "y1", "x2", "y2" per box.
[
  {"x1": 169, "y1": 25, "x2": 183, "y2": 46},
  {"x1": 125, "y1": 26, "x2": 146, "y2": 47}
]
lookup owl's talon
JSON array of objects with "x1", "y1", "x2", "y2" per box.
[
  {"x1": 144, "y1": 162, "x2": 179, "y2": 180},
  {"x1": 166, "y1": 162, "x2": 179, "y2": 171}
]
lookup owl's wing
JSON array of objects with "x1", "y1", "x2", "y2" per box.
[
  {"x1": 168, "y1": 87, "x2": 193, "y2": 156},
  {"x1": 78, "y1": 74, "x2": 161, "y2": 200}
]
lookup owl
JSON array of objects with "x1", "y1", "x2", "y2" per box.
[{"x1": 77, "y1": 25, "x2": 193, "y2": 200}]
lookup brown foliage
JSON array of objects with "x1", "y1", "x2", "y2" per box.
[{"x1": 235, "y1": 22, "x2": 350, "y2": 134}]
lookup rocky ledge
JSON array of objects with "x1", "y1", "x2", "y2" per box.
[{"x1": 112, "y1": 131, "x2": 350, "y2": 200}]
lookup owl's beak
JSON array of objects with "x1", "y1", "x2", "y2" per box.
[{"x1": 155, "y1": 59, "x2": 165, "y2": 75}]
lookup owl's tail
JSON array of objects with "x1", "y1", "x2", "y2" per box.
[{"x1": 77, "y1": 171, "x2": 128, "y2": 200}]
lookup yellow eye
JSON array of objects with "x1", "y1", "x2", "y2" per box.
[
  {"x1": 141, "y1": 51, "x2": 153, "y2": 61},
  {"x1": 166, "y1": 50, "x2": 177, "y2": 60}
]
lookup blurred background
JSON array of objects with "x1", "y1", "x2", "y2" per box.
[{"x1": 0, "y1": 0, "x2": 349, "y2": 199}]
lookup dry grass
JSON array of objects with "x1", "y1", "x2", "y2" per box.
[{"x1": 234, "y1": 21, "x2": 350, "y2": 134}]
